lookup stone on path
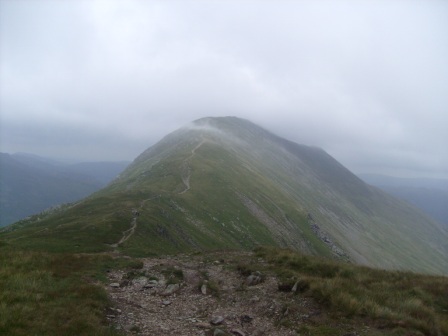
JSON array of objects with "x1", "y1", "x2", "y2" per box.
[
  {"x1": 231, "y1": 328, "x2": 246, "y2": 336},
  {"x1": 214, "y1": 328, "x2": 228, "y2": 336},
  {"x1": 210, "y1": 315, "x2": 225, "y2": 325},
  {"x1": 196, "y1": 322, "x2": 210, "y2": 329},
  {"x1": 161, "y1": 283, "x2": 181, "y2": 296},
  {"x1": 245, "y1": 271, "x2": 263, "y2": 286},
  {"x1": 144, "y1": 280, "x2": 159, "y2": 288}
]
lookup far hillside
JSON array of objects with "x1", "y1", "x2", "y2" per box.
[
  {"x1": 359, "y1": 174, "x2": 448, "y2": 228},
  {"x1": 0, "y1": 153, "x2": 129, "y2": 227}
]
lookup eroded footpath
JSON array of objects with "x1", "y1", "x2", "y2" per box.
[{"x1": 104, "y1": 252, "x2": 366, "y2": 336}]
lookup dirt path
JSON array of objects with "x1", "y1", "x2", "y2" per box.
[
  {"x1": 111, "y1": 197, "x2": 158, "y2": 248},
  {"x1": 179, "y1": 138, "x2": 206, "y2": 194},
  {"x1": 111, "y1": 213, "x2": 139, "y2": 249},
  {"x1": 104, "y1": 251, "x2": 385, "y2": 335},
  {"x1": 116, "y1": 218, "x2": 137, "y2": 246}
]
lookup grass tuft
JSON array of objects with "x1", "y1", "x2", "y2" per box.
[
  {"x1": 161, "y1": 266, "x2": 184, "y2": 284},
  {"x1": 256, "y1": 246, "x2": 448, "y2": 336},
  {"x1": 0, "y1": 248, "x2": 142, "y2": 335}
]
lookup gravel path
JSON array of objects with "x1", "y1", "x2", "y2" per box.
[
  {"x1": 104, "y1": 252, "x2": 310, "y2": 336},
  {"x1": 179, "y1": 138, "x2": 206, "y2": 195}
]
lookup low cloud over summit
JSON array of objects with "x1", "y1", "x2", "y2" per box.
[{"x1": 1, "y1": 0, "x2": 447, "y2": 178}]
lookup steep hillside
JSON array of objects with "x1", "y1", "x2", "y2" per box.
[
  {"x1": 2, "y1": 117, "x2": 447, "y2": 275},
  {"x1": 0, "y1": 153, "x2": 129, "y2": 226}
]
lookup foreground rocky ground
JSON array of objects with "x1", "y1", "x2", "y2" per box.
[{"x1": 104, "y1": 251, "x2": 376, "y2": 336}]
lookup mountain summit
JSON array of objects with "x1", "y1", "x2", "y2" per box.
[{"x1": 3, "y1": 117, "x2": 447, "y2": 274}]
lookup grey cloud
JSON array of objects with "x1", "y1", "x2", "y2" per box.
[{"x1": 1, "y1": 0, "x2": 447, "y2": 177}]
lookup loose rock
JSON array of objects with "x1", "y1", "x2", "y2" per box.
[
  {"x1": 161, "y1": 283, "x2": 180, "y2": 296},
  {"x1": 214, "y1": 328, "x2": 228, "y2": 336},
  {"x1": 133, "y1": 276, "x2": 148, "y2": 286},
  {"x1": 196, "y1": 322, "x2": 210, "y2": 329},
  {"x1": 245, "y1": 272, "x2": 262, "y2": 286},
  {"x1": 104, "y1": 251, "x2": 356, "y2": 336},
  {"x1": 291, "y1": 281, "x2": 299, "y2": 292},
  {"x1": 210, "y1": 315, "x2": 225, "y2": 325},
  {"x1": 144, "y1": 280, "x2": 159, "y2": 288},
  {"x1": 231, "y1": 328, "x2": 246, "y2": 336}
]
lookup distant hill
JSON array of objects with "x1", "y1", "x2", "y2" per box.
[
  {"x1": 2, "y1": 117, "x2": 447, "y2": 275},
  {"x1": 67, "y1": 161, "x2": 131, "y2": 185},
  {"x1": 0, "y1": 153, "x2": 129, "y2": 226},
  {"x1": 359, "y1": 174, "x2": 448, "y2": 228}
]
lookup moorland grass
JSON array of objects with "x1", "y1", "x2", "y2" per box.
[
  {"x1": 0, "y1": 248, "x2": 142, "y2": 336},
  {"x1": 256, "y1": 246, "x2": 448, "y2": 336}
]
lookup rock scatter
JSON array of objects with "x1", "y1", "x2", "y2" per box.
[{"x1": 105, "y1": 252, "x2": 309, "y2": 336}]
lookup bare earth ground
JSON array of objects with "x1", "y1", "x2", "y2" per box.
[{"x1": 104, "y1": 252, "x2": 370, "y2": 336}]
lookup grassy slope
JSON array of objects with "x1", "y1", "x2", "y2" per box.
[
  {"x1": 254, "y1": 246, "x2": 448, "y2": 336},
  {"x1": 1, "y1": 117, "x2": 447, "y2": 276},
  {"x1": 1, "y1": 243, "x2": 447, "y2": 335},
  {"x1": 0, "y1": 245, "x2": 143, "y2": 335},
  {"x1": 0, "y1": 124, "x2": 331, "y2": 259},
  {"x1": 2, "y1": 117, "x2": 448, "y2": 335}
]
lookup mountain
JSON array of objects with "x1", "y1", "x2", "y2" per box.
[
  {"x1": 0, "y1": 153, "x2": 129, "y2": 226},
  {"x1": 359, "y1": 174, "x2": 448, "y2": 228},
  {"x1": 68, "y1": 161, "x2": 131, "y2": 185},
  {"x1": 1, "y1": 117, "x2": 447, "y2": 275}
]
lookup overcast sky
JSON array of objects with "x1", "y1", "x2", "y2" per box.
[{"x1": 1, "y1": 0, "x2": 447, "y2": 178}]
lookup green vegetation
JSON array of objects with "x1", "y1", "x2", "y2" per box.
[
  {"x1": 0, "y1": 131, "x2": 327, "y2": 259},
  {"x1": 1, "y1": 116, "x2": 446, "y2": 275},
  {"x1": 0, "y1": 247, "x2": 142, "y2": 336},
  {"x1": 0, "y1": 118, "x2": 448, "y2": 274},
  {"x1": 256, "y1": 246, "x2": 448, "y2": 336},
  {"x1": 198, "y1": 275, "x2": 221, "y2": 297},
  {"x1": 160, "y1": 266, "x2": 184, "y2": 284},
  {"x1": 2, "y1": 117, "x2": 447, "y2": 335},
  {"x1": 1, "y1": 242, "x2": 447, "y2": 335}
]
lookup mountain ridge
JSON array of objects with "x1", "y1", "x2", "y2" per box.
[{"x1": 2, "y1": 117, "x2": 447, "y2": 275}]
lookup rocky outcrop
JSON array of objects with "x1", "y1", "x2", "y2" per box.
[{"x1": 308, "y1": 213, "x2": 349, "y2": 259}]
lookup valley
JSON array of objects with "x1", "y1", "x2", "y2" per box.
[
  {"x1": 0, "y1": 153, "x2": 129, "y2": 227},
  {"x1": 359, "y1": 174, "x2": 448, "y2": 228}
]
